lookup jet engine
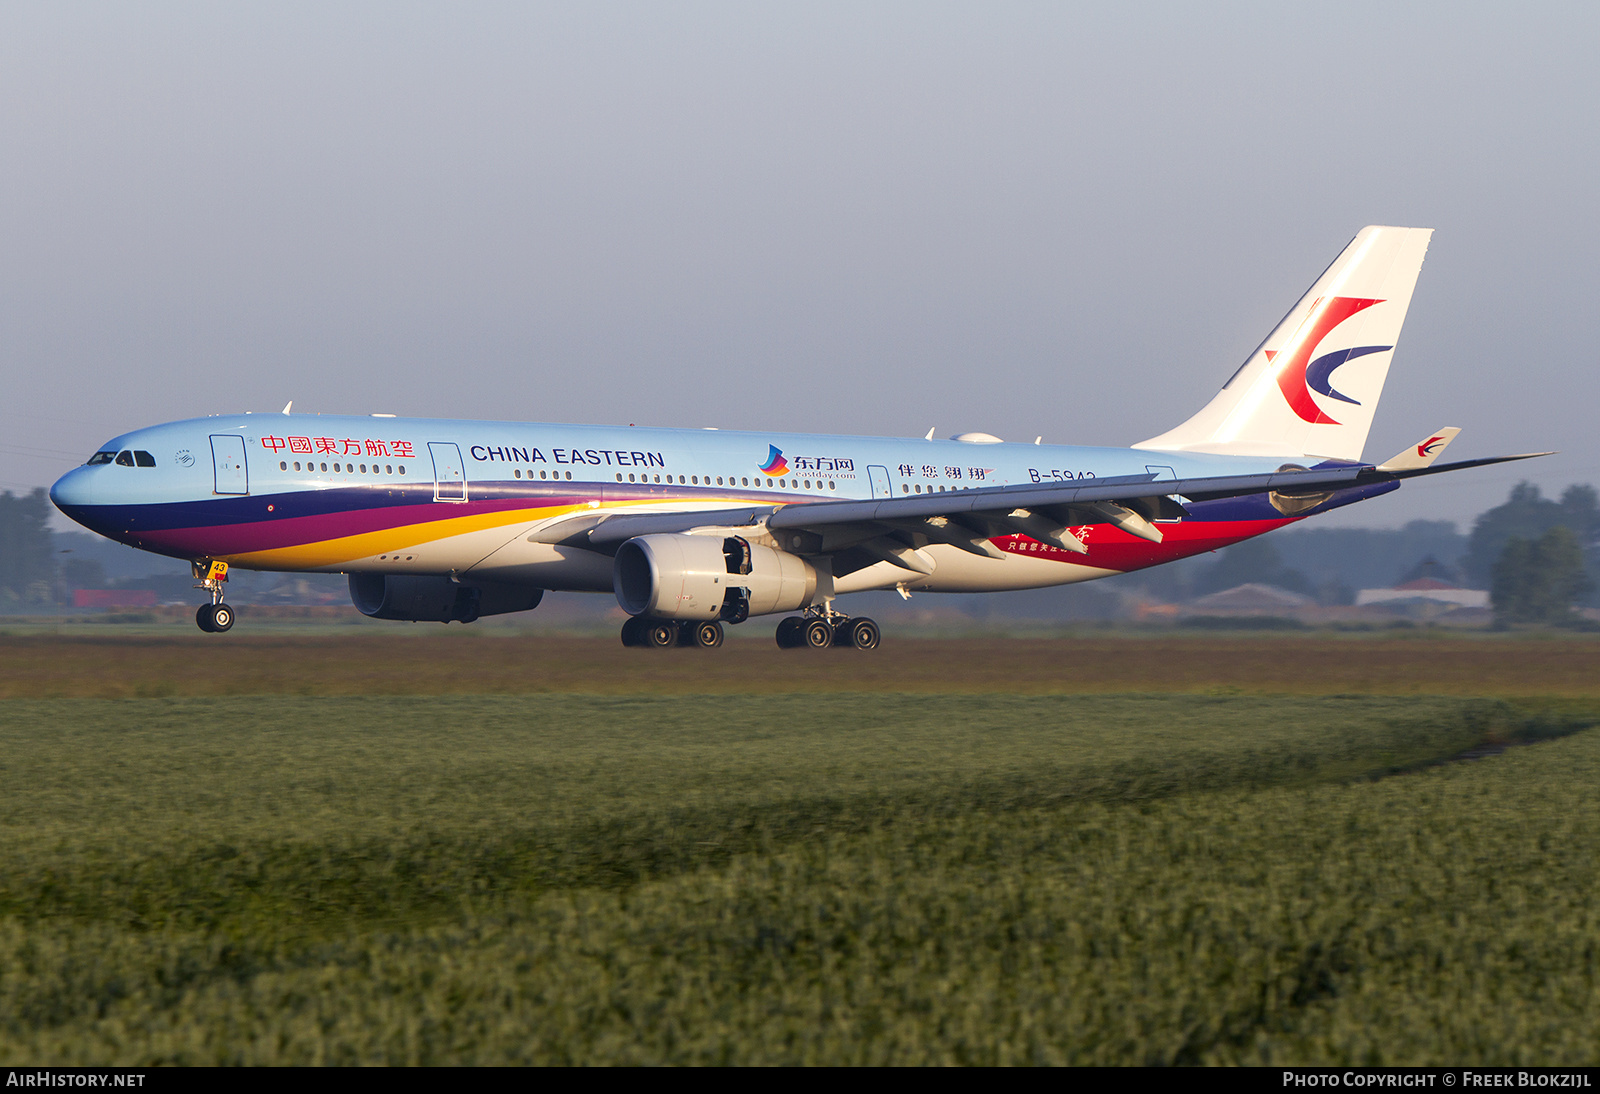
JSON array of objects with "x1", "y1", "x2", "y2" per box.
[
  {"x1": 613, "y1": 534, "x2": 818, "y2": 622},
  {"x1": 348, "y1": 573, "x2": 543, "y2": 623}
]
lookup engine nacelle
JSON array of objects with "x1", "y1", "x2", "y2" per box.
[
  {"x1": 348, "y1": 573, "x2": 543, "y2": 623},
  {"x1": 613, "y1": 533, "x2": 818, "y2": 621}
]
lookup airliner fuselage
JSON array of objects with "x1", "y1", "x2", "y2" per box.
[
  {"x1": 51, "y1": 415, "x2": 1368, "y2": 595},
  {"x1": 48, "y1": 227, "x2": 1538, "y2": 647}
]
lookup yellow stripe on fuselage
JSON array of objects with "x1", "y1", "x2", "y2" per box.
[
  {"x1": 216, "y1": 496, "x2": 788, "y2": 570},
  {"x1": 220, "y1": 501, "x2": 591, "y2": 570}
]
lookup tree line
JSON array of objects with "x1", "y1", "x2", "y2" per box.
[
  {"x1": 2, "y1": 482, "x2": 1598, "y2": 623},
  {"x1": 0, "y1": 489, "x2": 56, "y2": 607}
]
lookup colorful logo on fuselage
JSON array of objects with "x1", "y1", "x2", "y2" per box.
[
  {"x1": 1265, "y1": 296, "x2": 1393, "y2": 426},
  {"x1": 758, "y1": 445, "x2": 790, "y2": 476}
]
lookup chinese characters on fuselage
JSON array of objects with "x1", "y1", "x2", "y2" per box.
[{"x1": 260, "y1": 436, "x2": 415, "y2": 458}]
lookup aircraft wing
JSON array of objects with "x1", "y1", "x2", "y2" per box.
[{"x1": 576, "y1": 452, "x2": 1549, "y2": 571}]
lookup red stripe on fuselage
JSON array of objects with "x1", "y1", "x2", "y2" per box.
[{"x1": 997, "y1": 517, "x2": 1295, "y2": 572}]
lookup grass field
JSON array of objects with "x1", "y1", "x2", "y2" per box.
[
  {"x1": 2, "y1": 631, "x2": 1600, "y2": 697},
  {"x1": 1, "y1": 635, "x2": 1598, "y2": 1064}
]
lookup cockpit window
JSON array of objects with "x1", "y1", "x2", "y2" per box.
[
  {"x1": 114, "y1": 451, "x2": 135, "y2": 466},
  {"x1": 87, "y1": 451, "x2": 116, "y2": 465},
  {"x1": 133, "y1": 451, "x2": 156, "y2": 467}
]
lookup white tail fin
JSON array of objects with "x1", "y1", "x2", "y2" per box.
[{"x1": 1135, "y1": 226, "x2": 1433, "y2": 462}]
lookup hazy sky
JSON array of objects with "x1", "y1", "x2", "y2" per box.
[{"x1": 3, "y1": 2, "x2": 1596, "y2": 528}]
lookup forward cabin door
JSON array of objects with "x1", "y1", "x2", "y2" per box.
[
  {"x1": 210, "y1": 435, "x2": 248, "y2": 495},
  {"x1": 429, "y1": 442, "x2": 468, "y2": 502},
  {"x1": 868, "y1": 465, "x2": 892, "y2": 499}
]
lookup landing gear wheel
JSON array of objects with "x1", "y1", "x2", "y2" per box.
[
  {"x1": 644, "y1": 621, "x2": 680, "y2": 648},
  {"x1": 196, "y1": 603, "x2": 234, "y2": 633},
  {"x1": 845, "y1": 617, "x2": 880, "y2": 650},
  {"x1": 692, "y1": 621, "x2": 724, "y2": 648},
  {"x1": 775, "y1": 616, "x2": 805, "y2": 649},
  {"x1": 803, "y1": 618, "x2": 835, "y2": 649},
  {"x1": 620, "y1": 616, "x2": 647, "y2": 647}
]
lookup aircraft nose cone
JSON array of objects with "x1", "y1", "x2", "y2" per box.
[
  {"x1": 50, "y1": 466, "x2": 90, "y2": 510},
  {"x1": 50, "y1": 466, "x2": 109, "y2": 534}
]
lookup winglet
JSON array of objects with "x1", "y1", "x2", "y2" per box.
[{"x1": 1378, "y1": 427, "x2": 1460, "y2": 471}]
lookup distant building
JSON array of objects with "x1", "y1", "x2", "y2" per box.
[
  {"x1": 1187, "y1": 583, "x2": 1314, "y2": 615},
  {"x1": 1398, "y1": 554, "x2": 1465, "y2": 587},
  {"x1": 1355, "y1": 576, "x2": 1488, "y2": 609}
]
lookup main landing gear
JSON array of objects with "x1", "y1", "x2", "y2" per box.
[
  {"x1": 618, "y1": 610, "x2": 880, "y2": 650},
  {"x1": 192, "y1": 560, "x2": 235, "y2": 633},
  {"x1": 619, "y1": 617, "x2": 725, "y2": 649},
  {"x1": 775, "y1": 609, "x2": 879, "y2": 650}
]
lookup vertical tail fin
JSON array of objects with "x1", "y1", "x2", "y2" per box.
[{"x1": 1135, "y1": 226, "x2": 1433, "y2": 462}]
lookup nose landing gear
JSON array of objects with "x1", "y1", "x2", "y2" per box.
[{"x1": 192, "y1": 560, "x2": 235, "y2": 633}]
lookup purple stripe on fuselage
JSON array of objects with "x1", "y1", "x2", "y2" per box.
[
  {"x1": 55, "y1": 477, "x2": 823, "y2": 559},
  {"x1": 59, "y1": 483, "x2": 601, "y2": 557}
]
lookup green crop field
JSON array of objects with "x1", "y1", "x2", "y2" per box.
[{"x1": 2, "y1": 646, "x2": 1598, "y2": 1064}]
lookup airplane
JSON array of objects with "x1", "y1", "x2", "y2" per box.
[{"x1": 49, "y1": 226, "x2": 1543, "y2": 648}]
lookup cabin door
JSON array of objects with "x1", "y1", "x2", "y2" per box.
[
  {"x1": 429, "y1": 442, "x2": 468, "y2": 502},
  {"x1": 210, "y1": 435, "x2": 248, "y2": 495},
  {"x1": 867, "y1": 465, "x2": 892, "y2": 499}
]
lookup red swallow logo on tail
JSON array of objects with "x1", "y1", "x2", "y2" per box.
[{"x1": 1265, "y1": 297, "x2": 1392, "y2": 425}]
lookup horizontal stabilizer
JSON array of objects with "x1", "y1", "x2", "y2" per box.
[{"x1": 1378, "y1": 427, "x2": 1461, "y2": 471}]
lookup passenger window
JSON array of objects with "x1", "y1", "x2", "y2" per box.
[
  {"x1": 360, "y1": 464, "x2": 367, "y2": 473},
  {"x1": 321, "y1": 462, "x2": 328, "y2": 472},
  {"x1": 293, "y1": 461, "x2": 301, "y2": 471},
  {"x1": 87, "y1": 451, "x2": 116, "y2": 465},
  {"x1": 540, "y1": 471, "x2": 547, "y2": 479},
  {"x1": 386, "y1": 465, "x2": 393, "y2": 474},
  {"x1": 115, "y1": 451, "x2": 135, "y2": 466},
  {"x1": 279, "y1": 461, "x2": 287, "y2": 470},
  {"x1": 565, "y1": 471, "x2": 572, "y2": 479},
  {"x1": 134, "y1": 451, "x2": 156, "y2": 467},
  {"x1": 514, "y1": 469, "x2": 521, "y2": 478},
  {"x1": 616, "y1": 473, "x2": 623, "y2": 482},
  {"x1": 829, "y1": 481, "x2": 836, "y2": 490}
]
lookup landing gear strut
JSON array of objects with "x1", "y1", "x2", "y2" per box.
[
  {"x1": 775, "y1": 607, "x2": 879, "y2": 650},
  {"x1": 192, "y1": 560, "x2": 234, "y2": 633}
]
